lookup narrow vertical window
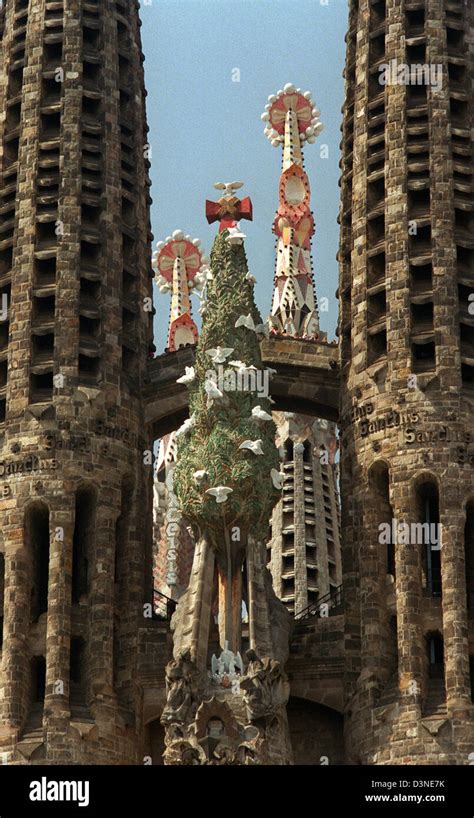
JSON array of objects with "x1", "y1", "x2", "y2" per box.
[{"x1": 26, "y1": 503, "x2": 50, "y2": 621}]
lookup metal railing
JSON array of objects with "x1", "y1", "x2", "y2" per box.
[
  {"x1": 294, "y1": 583, "x2": 343, "y2": 621},
  {"x1": 152, "y1": 588, "x2": 177, "y2": 621}
]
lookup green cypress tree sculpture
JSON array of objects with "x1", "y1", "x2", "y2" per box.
[{"x1": 173, "y1": 229, "x2": 280, "y2": 546}]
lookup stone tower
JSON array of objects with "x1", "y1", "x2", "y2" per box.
[
  {"x1": 262, "y1": 85, "x2": 342, "y2": 618},
  {"x1": 161, "y1": 192, "x2": 293, "y2": 765},
  {"x1": 0, "y1": 0, "x2": 153, "y2": 763},
  {"x1": 152, "y1": 230, "x2": 206, "y2": 606},
  {"x1": 338, "y1": 0, "x2": 474, "y2": 763},
  {"x1": 268, "y1": 414, "x2": 341, "y2": 617}
]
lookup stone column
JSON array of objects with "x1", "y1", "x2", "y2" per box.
[
  {"x1": 312, "y1": 446, "x2": 329, "y2": 599},
  {"x1": 391, "y1": 478, "x2": 423, "y2": 706},
  {"x1": 44, "y1": 495, "x2": 74, "y2": 719},
  {"x1": 293, "y1": 442, "x2": 307, "y2": 614},
  {"x1": 54, "y1": 1, "x2": 83, "y2": 407},
  {"x1": 171, "y1": 535, "x2": 215, "y2": 671},
  {"x1": 89, "y1": 500, "x2": 116, "y2": 704},
  {"x1": 385, "y1": 0, "x2": 410, "y2": 394},
  {"x1": 358, "y1": 479, "x2": 389, "y2": 684},
  {"x1": 7, "y1": 0, "x2": 46, "y2": 420},
  {"x1": 426, "y1": 0, "x2": 461, "y2": 396},
  {"x1": 188, "y1": 537, "x2": 215, "y2": 670},
  {"x1": 440, "y1": 501, "x2": 471, "y2": 712},
  {"x1": 247, "y1": 538, "x2": 273, "y2": 658},
  {"x1": 0, "y1": 520, "x2": 30, "y2": 733}
]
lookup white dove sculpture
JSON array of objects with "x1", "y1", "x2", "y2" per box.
[
  {"x1": 204, "y1": 381, "x2": 224, "y2": 407},
  {"x1": 206, "y1": 486, "x2": 233, "y2": 503},
  {"x1": 193, "y1": 469, "x2": 209, "y2": 483},
  {"x1": 228, "y1": 359, "x2": 246, "y2": 370},
  {"x1": 175, "y1": 415, "x2": 195, "y2": 438},
  {"x1": 271, "y1": 468, "x2": 285, "y2": 490},
  {"x1": 176, "y1": 366, "x2": 196, "y2": 385},
  {"x1": 235, "y1": 314, "x2": 256, "y2": 331},
  {"x1": 213, "y1": 181, "x2": 244, "y2": 199},
  {"x1": 252, "y1": 405, "x2": 273, "y2": 422},
  {"x1": 206, "y1": 347, "x2": 234, "y2": 364},
  {"x1": 239, "y1": 439, "x2": 264, "y2": 456},
  {"x1": 255, "y1": 322, "x2": 270, "y2": 339}
]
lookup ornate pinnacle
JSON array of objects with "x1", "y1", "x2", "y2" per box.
[
  {"x1": 262, "y1": 83, "x2": 325, "y2": 340},
  {"x1": 153, "y1": 229, "x2": 209, "y2": 352},
  {"x1": 205, "y1": 181, "x2": 253, "y2": 233}
]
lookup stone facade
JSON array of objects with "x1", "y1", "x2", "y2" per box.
[
  {"x1": 268, "y1": 413, "x2": 341, "y2": 616},
  {"x1": 0, "y1": 0, "x2": 472, "y2": 767},
  {"x1": 0, "y1": 0, "x2": 154, "y2": 764},
  {"x1": 338, "y1": 0, "x2": 474, "y2": 764},
  {"x1": 153, "y1": 433, "x2": 194, "y2": 603}
]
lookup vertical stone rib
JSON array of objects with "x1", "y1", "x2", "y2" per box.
[
  {"x1": 385, "y1": 0, "x2": 409, "y2": 390},
  {"x1": 247, "y1": 538, "x2": 273, "y2": 658},
  {"x1": 440, "y1": 500, "x2": 471, "y2": 710},
  {"x1": 293, "y1": 444, "x2": 307, "y2": 614},
  {"x1": 427, "y1": 0, "x2": 460, "y2": 391},
  {"x1": 45, "y1": 494, "x2": 74, "y2": 718},
  {"x1": 7, "y1": 0, "x2": 46, "y2": 419},
  {"x1": 351, "y1": 0, "x2": 370, "y2": 376},
  {"x1": 0, "y1": 537, "x2": 29, "y2": 736},
  {"x1": 54, "y1": 1, "x2": 83, "y2": 399}
]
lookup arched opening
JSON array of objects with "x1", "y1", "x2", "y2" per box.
[
  {"x1": 144, "y1": 718, "x2": 165, "y2": 765},
  {"x1": 114, "y1": 475, "x2": 133, "y2": 586},
  {"x1": 283, "y1": 438, "x2": 294, "y2": 462},
  {"x1": 423, "y1": 631, "x2": 446, "y2": 716},
  {"x1": 465, "y1": 500, "x2": 474, "y2": 611},
  {"x1": 0, "y1": 553, "x2": 4, "y2": 650},
  {"x1": 369, "y1": 461, "x2": 394, "y2": 577},
  {"x1": 302, "y1": 440, "x2": 311, "y2": 464},
  {"x1": 70, "y1": 636, "x2": 87, "y2": 711},
  {"x1": 416, "y1": 479, "x2": 441, "y2": 596},
  {"x1": 28, "y1": 655, "x2": 46, "y2": 730},
  {"x1": 388, "y1": 615, "x2": 398, "y2": 678},
  {"x1": 114, "y1": 475, "x2": 134, "y2": 698},
  {"x1": 26, "y1": 503, "x2": 50, "y2": 622},
  {"x1": 427, "y1": 632, "x2": 444, "y2": 678},
  {"x1": 72, "y1": 485, "x2": 97, "y2": 603},
  {"x1": 287, "y1": 697, "x2": 344, "y2": 764}
]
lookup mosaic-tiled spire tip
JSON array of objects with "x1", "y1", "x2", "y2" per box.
[
  {"x1": 262, "y1": 83, "x2": 324, "y2": 339},
  {"x1": 153, "y1": 229, "x2": 209, "y2": 352}
]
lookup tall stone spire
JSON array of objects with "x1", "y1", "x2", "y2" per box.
[
  {"x1": 161, "y1": 187, "x2": 293, "y2": 765},
  {"x1": 152, "y1": 230, "x2": 207, "y2": 608},
  {"x1": 262, "y1": 83, "x2": 324, "y2": 338}
]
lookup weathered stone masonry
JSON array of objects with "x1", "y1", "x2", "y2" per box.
[
  {"x1": 0, "y1": 0, "x2": 154, "y2": 764},
  {"x1": 0, "y1": 0, "x2": 472, "y2": 766},
  {"x1": 338, "y1": 0, "x2": 474, "y2": 764}
]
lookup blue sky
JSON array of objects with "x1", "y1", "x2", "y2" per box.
[{"x1": 140, "y1": 0, "x2": 348, "y2": 352}]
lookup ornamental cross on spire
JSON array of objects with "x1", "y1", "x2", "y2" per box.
[{"x1": 205, "y1": 181, "x2": 253, "y2": 232}]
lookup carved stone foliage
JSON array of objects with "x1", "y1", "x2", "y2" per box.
[
  {"x1": 160, "y1": 649, "x2": 292, "y2": 765},
  {"x1": 240, "y1": 650, "x2": 290, "y2": 721},
  {"x1": 160, "y1": 650, "x2": 202, "y2": 726},
  {"x1": 163, "y1": 696, "x2": 262, "y2": 765}
]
